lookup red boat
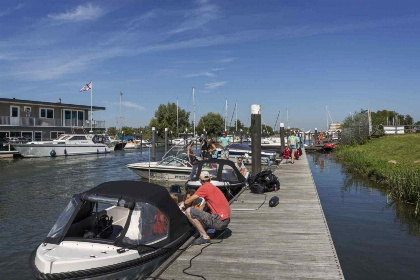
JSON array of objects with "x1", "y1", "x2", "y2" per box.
[{"x1": 324, "y1": 143, "x2": 336, "y2": 151}]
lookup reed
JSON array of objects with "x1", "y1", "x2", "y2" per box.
[{"x1": 335, "y1": 136, "x2": 420, "y2": 216}]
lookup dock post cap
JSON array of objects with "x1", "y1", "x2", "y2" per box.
[
  {"x1": 165, "y1": 128, "x2": 168, "y2": 131},
  {"x1": 251, "y1": 104, "x2": 261, "y2": 115},
  {"x1": 152, "y1": 127, "x2": 156, "y2": 131},
  {"x1": 280, "y1": 123, "x2": 284, "y2": 128},
  {"x1": 315, "y1": 127, "x2": 317, "y2": 130}
]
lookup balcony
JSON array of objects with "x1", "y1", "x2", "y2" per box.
[{"x1": 0, "y1": 116, "x2": 105, "y2": 129}]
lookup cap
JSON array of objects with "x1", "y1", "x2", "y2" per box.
[{"x1": 199, "y1": 170, "x2": 211, "y2": 180}]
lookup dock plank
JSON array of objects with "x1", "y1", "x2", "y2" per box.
[{"x1": 155, "y1": 149, "x2": 344, "y2": 279}]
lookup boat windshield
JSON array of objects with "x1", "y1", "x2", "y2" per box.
[
  {"x1": 47, "y1": 196, "x2": 79, "y2": 239},
  {"x1": 159, "y1": 155, "x2": 187, "y2": 167},
  {"x1": 57, "y1": 135, "x2": 71, "y2": 140}
]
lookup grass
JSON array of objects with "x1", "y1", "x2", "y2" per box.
[{"x1": 335, "y1": 134, "x2": 420, "y2": 216}]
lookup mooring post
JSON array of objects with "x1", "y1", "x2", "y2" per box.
[
  {"x1": 314, "y1": 128, "x2": 318, "y2": 145},
  {"x1": 240, "y1": 129, "x2": 243, "y2": 144},
  {"x1": 152, "y1": 127, "x2": 156, "y2": 161},
  {"x1": 280, "y1": 122, "x2": 285, "y2": 154},
  {"x1": 164, "y1": 128, "x2": 168, "y2": 154},
  {"x1": 251, "y1": 104, "x2": 262, "y2": 175},
  {"x1": 140, "y1": 130, "x2": 143, "y2": 152}
]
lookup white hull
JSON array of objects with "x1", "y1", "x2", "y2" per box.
[
  {"x1": 13, "y1": 144, "x2": 109, "y2": 157},
  {"x1": 127, "y1": 162, "x2": 192, "y2": 181}
]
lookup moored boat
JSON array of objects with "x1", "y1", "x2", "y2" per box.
[{"x1": 29, "y1": 181, "x2": 193, "y2": 280}]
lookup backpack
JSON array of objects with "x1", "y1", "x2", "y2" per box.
[
  {"x1": 249, "y1": 171, "x2": 280, "y2": 193},
  {"x1": 295, "y1": 149, "x2": 300, "y2": 160},
  {"x1": 283, "y1": 147, "x2": 290, "y2": 159}
]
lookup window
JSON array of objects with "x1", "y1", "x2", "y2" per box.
[
  {"x1": 34, "y1": 132, "x2": 42, "y2": 141},
  {"x1": 50, "y1": 131, "x2": 65, "y2": 140},
  {"x1": 69, "y1": 136, "x2": 87, "y2": 141},
  {"x1": 22, "y1": 132, "x2": 33, "y2": 142},
  {"x1": 10, "y1": 106, "x2": 19, "y2": 117},
  {"x1": 40, "y1": 108, "x2": 54, "y2": 119},
  {"x1": 24, "y1": 106, "x2": 31, "y2": 117},
  {"x1": 78, "y1": 111, "x2": 84, "y2": 126}
]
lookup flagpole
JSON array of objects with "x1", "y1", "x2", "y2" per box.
[{"x1": 90, "y1": 82, "x2": 93, "y2": 133}]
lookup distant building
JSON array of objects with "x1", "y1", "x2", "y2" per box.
[
  {"x1": 0, "y1": 98, "x2": 105, "y2": 141},
  {"x1": 329, "y1": 122, "x2": 342, "y2": 131}
]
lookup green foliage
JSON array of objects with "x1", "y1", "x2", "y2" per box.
[
  {"x1": 107, "y1": 127, "x2": 117, "y2": 136},
  {"x1": 196, "y1": 112, "x2": 224, "y2": 137},
  {"x1": 335, "y1": 134, "x2": 420, "y2": 215},
  {"x1": 371, "y1": 110, "x2": 413, "y2": 126},
  {"x1": 262, "y1": 124, "x2": 273, "y2": 136},
  {"x1": 149, "y1": 103, "x2": 190, "y2": 136}
]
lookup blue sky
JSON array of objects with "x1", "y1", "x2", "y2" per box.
[{"x1": 1, "y1": 0, "x2": 419, "y2": 131}]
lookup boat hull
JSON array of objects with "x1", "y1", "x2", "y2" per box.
[
  {"x1": 127, "y1": 163, "x2": 192, "y2": 181},
  {"x1": 12, "y1": 144, "x2": 109, "y2": 157}
]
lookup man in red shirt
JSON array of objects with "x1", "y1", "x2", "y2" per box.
[{"x1": 185, "y1": 171, "x2": 231, "y2": 245}]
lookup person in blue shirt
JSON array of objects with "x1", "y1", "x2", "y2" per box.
[
  {"x1": 287, "y1": 131, "x2": 299, "y2": 164},
  {"x1": 219, "y1": 131, "x2": 231, "y2": 160}
]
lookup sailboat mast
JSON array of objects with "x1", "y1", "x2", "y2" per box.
[
  {"x1": 176, "y1": 98, "x2": 179, "y2": 137},
  {"x1": 224, "y1": 99, "x2": 228, "y2": 132},
  {"x1": 235, "y1": 101, "x2": 238, "y2": 132},
  {"x1": 119, "y1": 92, "x2": 123, "y2": 133},
  {"x1": 286, "y1": 107, "x2": 289, "y2": 129},
  {"x1": 192, "y1": 87, "x2": 196, "y2": 137},
  {"x1": 326, "y1": 105, "x2": 329, "y2": 131}
]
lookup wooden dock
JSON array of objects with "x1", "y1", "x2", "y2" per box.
[{"x1": 153, "y1": 149, "x2": 344, "y2": 280}]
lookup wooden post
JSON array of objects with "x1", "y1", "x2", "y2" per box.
[
  {"x1": 251, "y1": 104, "x2": 262, "y2": 175},
  {"x1": 152, "y1": 127, "x2": 156, "y2": 161},
  {"x1": 140, "y1": 131, "x2": 143, "y2": 152},
  {"x1": 165, "y1": 128, "x2": 168, "y2": 154},
  {"x1": 314, "y1": 128, "x2": 318, "y2": 145},
  {"x1": 280, "y1": 122, "x2": 285, "y2": 153},
  {"x1": 303, "y1": 132, "x2": 306, "y2": 145}
]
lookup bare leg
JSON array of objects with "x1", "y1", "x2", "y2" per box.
[
  {"x1": 185, "y1": 208, "x2": 210, "y2": 239},
  {"x1": 291, "y1": 150, "x2": 295, "y2": 163}
]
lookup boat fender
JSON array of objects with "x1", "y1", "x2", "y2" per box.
[
  {"x1": 64, "y1": 149, "x2": 67, "y2": 156},
  {"x1": 97, "y1": 149, "x2": 99, "y2": 154},
  {"x1": 269, "y1": 196, "x2": 279, "y2": 207},
  {"x1": 105, "y1": 147, "x2": 107, "y2": 153},
  {"x1": 50, "y1": 150, "x2": 56, "y2": 157}
]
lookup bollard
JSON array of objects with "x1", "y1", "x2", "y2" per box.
[
  {"x1": 165, "y1": 128, "x2": 168, "y2": 154},
  {"x1": 140, "y1": 131, "x2": 143, "y2": 152},
  {"x1": 280, "y1": 123, "x2": 285, "y2": 154},
  {"x1": 152, "y1": 127, "x2": 156, "y2": 161},
  {"x1": 251, "y1": 104, "x2": 262, "y2": 175},
  {"x1": 314, "y1": 128, "x2": 318, "y2": 145},
  {"x1": 303, "y1": 132, "x2": 306, "y2": 145}
]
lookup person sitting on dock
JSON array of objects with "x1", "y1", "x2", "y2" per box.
[
  {"x1": 235, "y1": 156, "x2": 249, "y2": 179},
  {"x1": 287, "y1": 131, "x2": 299, "y2": 164},
  {"x1": 185, "y1": 171, "x2": 231, "y2": 245},
  {"x1": 219, "y1": 131, "x2": 231, "y2": 160}
]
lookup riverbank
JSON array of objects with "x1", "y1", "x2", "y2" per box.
[{"x1": 335, "y1": 134, "x2": 420, "y2": 215}]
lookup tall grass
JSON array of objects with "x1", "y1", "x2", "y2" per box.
[{"x1": 335, "y1": 143, "x2": 420, "y2": 216}]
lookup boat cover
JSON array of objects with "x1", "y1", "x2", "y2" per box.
[
  {"x1": 190, "y1": 159, "x2": 246, "y2": 184},
  {"x1": 44, "y1": 181, "x2": 191, "y2": 250}
]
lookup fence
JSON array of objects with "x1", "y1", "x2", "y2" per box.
[{"x1": 341, "y1": 110, "x2": 372, "y2": 144}]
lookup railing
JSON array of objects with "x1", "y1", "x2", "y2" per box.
[{"x1": 0, "y1": 116, "x2": 105, "y2": 128}]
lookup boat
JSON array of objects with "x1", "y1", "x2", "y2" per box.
[
  {"x1": 127, "y1": 153, "x2": 192, "y2": 181},
  {"x1": 29, "y1": 180, "x2": 193, "y2": 280},
  {"x1": 12, "y1": 134, "x2": 111, "y2": 157},
  {"x1": 124, "y1": 139, "x2": 141, "y2": 149},
  {"x1": 324, "y1": 143, "x2": 336, "y2": 151},
  {"x1": 217, "y1": 143, "x2": 276, "y2": 165},
  {"x1": 185, "y1": 159, "x2": 247, "y2": 199}
]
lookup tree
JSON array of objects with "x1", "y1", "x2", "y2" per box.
[
  {"x1": 262, "y1": 124, "x2": 273, "y2": 136},
  {"x1": 107, "y1": 127, "x2": 117, "y2": 136},
  {"x1": 149, "y1": 103, "x2": 190, "y2": 137},
  {"x1": 196, "y1": 112, "x2": 224, "y2": 138}
]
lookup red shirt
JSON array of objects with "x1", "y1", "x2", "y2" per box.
[{"x1": 195, "y1": 182, "x2": 230, "y2": 220}]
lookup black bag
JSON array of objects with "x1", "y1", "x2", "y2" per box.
[
  {"x1": 250, "y1": 182, "x2": 265, "y2": 194},
  {"x1": 249, "y1": 171, "x2": 280, "y2": 193}
]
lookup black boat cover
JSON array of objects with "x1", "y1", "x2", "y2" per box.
[{"x1": 190, "y1": 159, "x2": 246, "y2": 183}]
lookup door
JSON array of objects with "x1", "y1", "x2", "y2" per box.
[
  {"x1": 64, "y1": 110, "x2": 71, "y2": 126},
  {"x1": 71, "y1": 111, "x2": 77, "y2": 126},
  {"x1": 10, "y1": 106, "x2": 20, "y2": 125}
]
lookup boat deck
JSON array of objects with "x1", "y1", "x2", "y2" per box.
[{"x1": 153, "y1": 149, "x2": 344, "y2": 279}]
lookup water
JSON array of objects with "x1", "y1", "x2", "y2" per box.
[
  {"x1": 1, "y1": 150, "x2": 419, "y2": 279},
  {"x1": 308, "y1": 153, "x2": 420, "y2": 280}
]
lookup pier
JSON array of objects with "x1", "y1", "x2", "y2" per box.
[{"x1": 152, "y1": 149, "x2": 344, "y2": 279}]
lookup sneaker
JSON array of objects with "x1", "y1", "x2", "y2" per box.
[{"x1": 193, "y1": 237, "x2": 211, "y2": 245}]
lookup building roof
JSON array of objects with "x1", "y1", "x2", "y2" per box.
[{"x1": 0, "y1": 97, "x2": 105, "y2": 111}]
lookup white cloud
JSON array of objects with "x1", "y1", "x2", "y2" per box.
[
  {"x1": 205, "y1": 81, "x2": 227, "y2": 89},
  {"x1": 121, "y1": 101, "x2": 144, "y2": 111},
  {"x1": 186, "y1": 72, "x2": 215, "y2": 78},
  {"x1": 48, "y1": 3, "x2": 105, "y2": 22},
  {"x1": 0, "y1": 3, "x2": 24, "y2": 18},
  {"x1": 170, "y1": 1, "x2": 219, "y2": 34}
]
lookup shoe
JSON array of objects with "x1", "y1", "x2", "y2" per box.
[{"x1": 193, "y1": 237, "x2": 211, "y2": 245}]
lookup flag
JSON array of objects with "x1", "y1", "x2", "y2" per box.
[{"x1": 79, "y1": 81, "x2": 92, "y2": 92}]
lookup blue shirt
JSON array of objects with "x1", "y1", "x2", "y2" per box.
[{"x1": 219, "y1": 136, "x2": 230, "y2": 149}]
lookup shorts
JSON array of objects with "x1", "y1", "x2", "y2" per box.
[
  {"x1": 190, "y1": 208, "x2": 230, "y2": 230},
  {"x1": 289, "y1": 145, "x2": 296, "y2": 151},
  {"x1": 220, "y1": 149, "x2": 229, "y2": 159}
]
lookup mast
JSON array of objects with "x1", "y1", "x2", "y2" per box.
[
  {"x1": 326, "y1": 105, "x2": 329, "y2": 131},
  {"x1": 235, "y1": 101, "x2": 238, "y2": 132},
  {"x1": 119, "y1": 92, "x2": 123, "y2": 133},
  {"x1": 286, "y1": 107, "x2": 289, "y2": 129},
  {"x1": 192, "y1": 87, "x2": 196, "y2": 137},
  {"x1": 176, "y1": 98, "x2": 179, "y2": 137},
  {"x1": 224, "y1": 99, "x2": 228, "y2": 132}
]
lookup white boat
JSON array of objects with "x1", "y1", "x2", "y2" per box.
[
  {"x1": 13, "y1": 134, "x2": 110, "y2": 157},
  {"x1": 170, "y1": 138, "x2": 185, "y2": 146},
  {"x1": 216, "y1": 143, "x2": 276, "y2": 164},
  {"x1": 29, "y1": 181, "x2": 193, "y2": 280},
  {"x1": 127, "y1": 153, "x2": 192, "y2": 181},
  {"x1": 124, "y1": 139, "x2": 141, "y2": 149}
]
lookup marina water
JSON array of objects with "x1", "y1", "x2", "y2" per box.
[{"x1": 0, "y1": 150, "x2": 419, "y2": 279}]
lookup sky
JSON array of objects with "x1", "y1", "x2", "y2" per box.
[{"x1": 1, "y1": 0, "x2": 420, "y2": 131}]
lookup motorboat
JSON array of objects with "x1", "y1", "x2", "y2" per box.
[
  {"x1": 324, "y1": 143, "x2": 336, "y2": 151},
  {"x1": 170, "y1": 138, "x2": 185, "y2": 146},
  {"x1": 260, "y1": 137, "x2": 287, "y2": 149},
  {"x1": 185, "y1": 159, "x2": 247, "y2": 199},
  {"x1": 124, "y1": 139, "x2": 141, "y2": 149},
  {"x1": 217, "y1": 143, "x2": 276, "y2": 165},
  {"x1": 12, "y1": 134, "x2": 111, "y2": 157},
  {"x1": 127, "y1": 153, "x2": 193, "y2": 181},
  {"x1": 29, "y1": 181, "x2": 193, "y2": 280}
]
